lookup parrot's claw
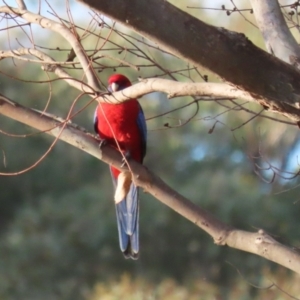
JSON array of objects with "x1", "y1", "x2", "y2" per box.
[
  {"x1": 98, "y1": 139, "x2": 107, "y2": 149},
  {"x1": 120, "y1": 150, "x2": 131, "y2": 168}
]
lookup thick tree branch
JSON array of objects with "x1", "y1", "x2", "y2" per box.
[
  {"x1": 101, "y1": 78, "x2": 256, "y2": 102},
  {"x1": 77, "y1": 0, "x2": 300, "y2": 107},
  {"x1": 1, "y1": 94, "x2": 300, "y2": 274},
  {"x1": 250, "y1": 0, "x2": 300, "y2": 63}
]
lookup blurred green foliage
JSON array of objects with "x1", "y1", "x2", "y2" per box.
[
  {"x1": 88, "y1": 272, "x2": 300, "y2": 300},
  {"x1": 1, "y1": 1, "x2": 300, "y2": 299}
]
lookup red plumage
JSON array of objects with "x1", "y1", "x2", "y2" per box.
[
  {"x1": 94, "y1": 74, "x2": 147, "y2": 259},
  {"x1": 95, "y1": 95, "x2": 143, "y2": 178}
]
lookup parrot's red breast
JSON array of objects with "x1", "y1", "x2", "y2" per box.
[{"x1": 95, "y1": 99, "x2": 143, "y2": 177}]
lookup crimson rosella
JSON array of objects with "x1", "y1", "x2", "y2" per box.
[{"x1": 94, "y1": 74, "x2": 147, "y2": 259}]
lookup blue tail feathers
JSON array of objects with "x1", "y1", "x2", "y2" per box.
[{"x1": 115, "y1": 182, "x2": 139, "y2": 259}]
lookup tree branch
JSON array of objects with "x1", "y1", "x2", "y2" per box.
[
  {"x1": 102, "y1": 78, "x2": 256, "y2": 102},
  {"x1": 0, "y1": 48, "x2": 95, "y2": 94},
  {"x1": 16, "y1": 0, "x2": 26, "y2": 10},
  {"x1": 1, "y1": 93, "x2": 300, "y2": 274},
  {"x1": 2, "y1": 46, "x2": 300, "y2": 122},
  {"x1": 77, "y1": 0, "x2": 300, "y2": 107},
  {"x1": 250, "y1": 0, "x2": 300, "y2": 63},
  {"x1": 96, "y1": 78, "x2": 300, "y2": 122}
]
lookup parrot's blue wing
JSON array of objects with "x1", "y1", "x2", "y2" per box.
[
  {"x1": 137, "y1": 104, "x2": 147, "y2": 161},
  {"x1": 93, "y1": 108, "x2": 99, "y2": 135},
  {"x1": 125, "y1": 182, "x2": 139, "y2": 251}
]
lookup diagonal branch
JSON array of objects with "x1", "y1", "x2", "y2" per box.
[
  {"x1": 16, "y1": 0, "x2": 26, "y2": 10},
  {"x1": 1, "y1": 93, "x2": 300, "y2": 274}
]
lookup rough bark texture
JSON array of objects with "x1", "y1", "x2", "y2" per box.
[{"x1": 78, "y1": 0, "x2": 300, "y2": 106}]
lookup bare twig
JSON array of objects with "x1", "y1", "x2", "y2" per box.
[
  {"x1": 0, "y1": 5, "x2": 100, "y2": 91},
  {"x1": 0, "y1": 47, "x2": 95, "y2": 94}
]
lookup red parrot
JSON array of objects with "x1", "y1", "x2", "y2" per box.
[{"x1": 94, "y1": 74, "x2": 147, "y2": 259}]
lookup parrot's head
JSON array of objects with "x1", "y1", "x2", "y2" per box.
[{"x1": 108, "y1": 74, "x2": 132, "y2": 92}]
